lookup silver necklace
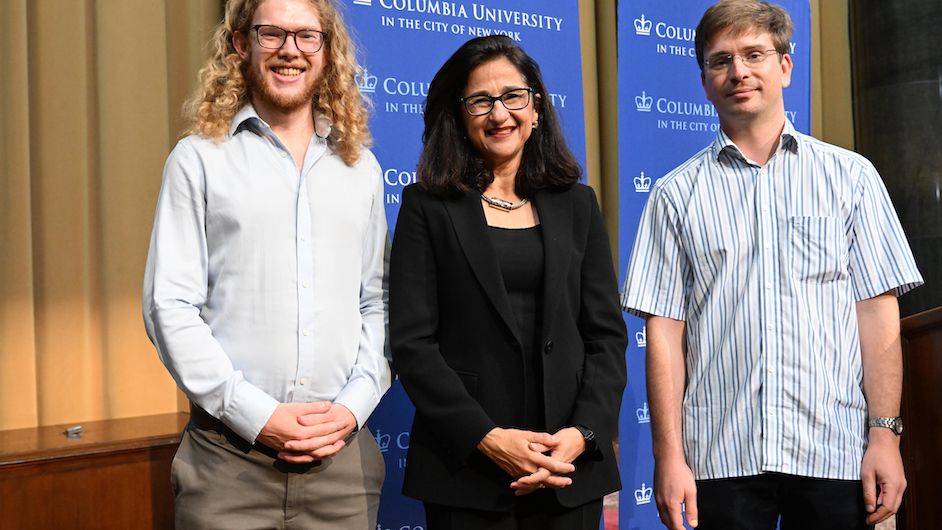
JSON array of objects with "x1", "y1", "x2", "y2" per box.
[{"x1": 480, "y1": 194, "x2": 528, "y2": 212}]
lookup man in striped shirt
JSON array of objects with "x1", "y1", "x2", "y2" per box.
[{"x1": 621, "y1": 1, "x2": 923, "y2": 529}]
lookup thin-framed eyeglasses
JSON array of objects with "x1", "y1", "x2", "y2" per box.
[
  {"x1": 251, "y1": 24, "x2": 328, "y2": 54},
  {"x1": 459, "y1": 87, "x2": 533, "y2": 116},
  {"x1": 703, "y1": 50, "x2": 781, "y2": 72}
]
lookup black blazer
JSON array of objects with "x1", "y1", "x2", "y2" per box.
[{"x1": 389, "y1": 183, "x2": 628, "y2": 511}]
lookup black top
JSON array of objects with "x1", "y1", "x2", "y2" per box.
[{"x1": 488, "y1": 225, "x2": 545, "y2": 430}]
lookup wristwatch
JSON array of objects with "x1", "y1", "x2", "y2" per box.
[
  {"x1": 868, "y1": 416, "x2": 903, "y2": 435},
  {"x1": 572, "y1": 425, "x2": 597, "y2": 454}
]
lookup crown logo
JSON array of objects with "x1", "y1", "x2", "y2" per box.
[
  {"x1": 635, "y1": 483, "x2": 653, "y2": 505},
  {"x1": 634, "y1": 14, "x2": 652, "y2": 36},
  {"x1": 635, "y1": 325, "x2": 647, "y2": 347},
  {"x1": 635, "y1": 91, "x2": 653, "y2": 112},
  {"x1": 373, "y1": 430, "x2": 391, "y2": 452},
  {"x1": 356, "y1": 68, "x2": 378, "y2": 93},
  {"x1": 637, "y1": 402, "x2": 650, "y2": 423},
  {"x1": 634, "y1": 172, "x2": 651, "y2": 193},
  {"x1": 353, "y1": 0, "x2": 372, "y2": 6}
]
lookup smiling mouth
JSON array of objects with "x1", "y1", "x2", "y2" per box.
[
  {"x1": 729, "y1": 88, "x2": 756, "y2": 97},
  {"x1": 486, "y1": 126, "x2": 515, "y2": 138},
  {"x1": 272, "y1": 66, "x2": 304, "y2": 77}
]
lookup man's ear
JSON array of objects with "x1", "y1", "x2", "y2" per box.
[
  {"x1": 233, "y1": 31, "x2": 249, "y2": 60},
  {"x1": 779, "y1": 52, "x2": 794, "y2": 88}
]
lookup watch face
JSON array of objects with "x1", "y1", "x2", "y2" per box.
[{"x1": 893, "y1": 418, "x2": 904, "y2": 435}]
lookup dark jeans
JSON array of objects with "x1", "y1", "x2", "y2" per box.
[
  {"x1": 696, "y1": 473, "x2": 873, "y2": 530},
  {"x1": 424, "y1": 493, "x2": 602, "y2": 530}
]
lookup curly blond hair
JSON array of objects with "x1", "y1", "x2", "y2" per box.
[{"x1": 183, "y1": 0, "x2": 371, "y2": 165}]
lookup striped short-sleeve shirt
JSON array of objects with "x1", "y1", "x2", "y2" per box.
[{"x1": 621, "y1": 120, "x2": 923, "y2": 480}]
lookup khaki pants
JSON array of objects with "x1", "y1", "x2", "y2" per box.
[{"x1": 171, "y1": 418, "x2": 384, "y2": 530}]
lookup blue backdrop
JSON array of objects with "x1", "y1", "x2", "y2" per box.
[
  {"x1": 343, "y1": 2, "x2": 587, "y2": 529},
  {"x1": 616, "y1": 1, "x2": 811, "y2": 529}
]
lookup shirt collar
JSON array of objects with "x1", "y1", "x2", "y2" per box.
[
  {"x1": 710, "y1": 118, "x2": 800, "y2": 162},
  {"x1": 780, "y1": 119, "x2": 799, "y2": 153},
  {"x1": 229, "y1": 104, "x2": 267, "y2": 137},
  {"x1": 229, "y1": 104, "x2": 331, "y2": 150}
]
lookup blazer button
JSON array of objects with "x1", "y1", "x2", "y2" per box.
[{"x1": 543, "y1": 340, "x2": 554, "y2": 354}]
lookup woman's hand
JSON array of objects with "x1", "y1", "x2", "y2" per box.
[
  {"x1": 477, "y1": 427, "x2": 575, "y2": 481},
  {"x1": 544, "y1": 426, "x2": 587, "y2": 463},
  {"x1": 511, "y1": 427, "x2": 586, "y2": 495}
]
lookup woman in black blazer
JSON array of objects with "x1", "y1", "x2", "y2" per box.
[{"x1": 389, "y1": 35, "x2": 627, "y2": 530}]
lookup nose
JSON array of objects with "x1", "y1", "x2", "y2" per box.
[
  {"x1": 727, "y1": 56, "x2": 750, "y2": 80},
  {"x1": 488, "y1": 100, "x2": 510, "y2": 121},
  {"x1": 278, "y1": 33, "x2": 301, "y2": 56}
]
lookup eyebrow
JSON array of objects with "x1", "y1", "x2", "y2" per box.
[
  {"x1": 254, "y1": 23, "x2": 324, "y2": 32},
  {"x1": 464, "y1": 86, "x2": 527, "y2": 97},
  {"x1": 708, "y1": 44, "x2": 769, "y2": 56}
]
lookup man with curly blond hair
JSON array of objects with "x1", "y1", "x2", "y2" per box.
[{"x1": 142, "y1": 0, "x2": 390, "y2": 527}]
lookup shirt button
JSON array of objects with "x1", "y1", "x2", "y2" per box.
[
  {"x1": 299, "y1": 378, "x2": 307, "y2": 386},
  {"x1": 300, "y1": 235, "x2": 307, "y2": 242},
  {"x1": 280, "y1": 151, "x2": 288, "y2": 158},
  {"x1": 766, "y1": 283, "x2": 772, "y2": 290},
  {"x1": 302, "y1": 281, "x2": 309, "y2": 288},
  {"x1": 302, "y1": 329, "x2": 310, "y2": 336}
]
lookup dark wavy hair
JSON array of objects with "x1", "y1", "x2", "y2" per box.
[{"x1": 417, "y1": 35, "x2": 581, "y2": 198}]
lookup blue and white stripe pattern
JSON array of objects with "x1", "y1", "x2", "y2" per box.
[{"x1": 621, "y1": 121, "x2": 923, "y2": 480}]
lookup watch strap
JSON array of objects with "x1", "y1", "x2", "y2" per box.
[
  {"x1": 868, "y1": 416, "x2": 903, "y2": 435},
  {"x1": 571, "y1": 424, "x2": 597, "y2": 453}
]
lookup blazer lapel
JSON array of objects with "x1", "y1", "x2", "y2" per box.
[
  {"x1": 444, "y1": 192, "x2": 522, "y2": 346},
  {"x1": 534, "y1": 189, "x2": 572, "y2": 338}
]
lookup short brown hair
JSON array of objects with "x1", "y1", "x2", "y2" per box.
[{"x1": 694, "y1": 0, "x2": 793, "y2": 71}]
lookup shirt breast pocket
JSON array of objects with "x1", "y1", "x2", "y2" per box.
[{"x1": 789, "y1": 216, "x2": 847, "y2": 283}]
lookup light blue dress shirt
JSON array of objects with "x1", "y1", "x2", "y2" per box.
[
  {"x1": 143, "y1": 106, "x2": 391, "y2": 443},
  {"x1": 622, "y1": 120, "x2": 923, "y2": 480}
]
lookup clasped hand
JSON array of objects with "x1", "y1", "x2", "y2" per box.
[
  {"x1": 477, "y1": 427, "x2": 586, "y2": 496},
  {"x1": 256, "y1": 402, "x2": 357, "y2": 464}
]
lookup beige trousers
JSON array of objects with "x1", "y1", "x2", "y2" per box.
[{"x1": 171, "y1": 422, "x2": 384, "y2": 530}]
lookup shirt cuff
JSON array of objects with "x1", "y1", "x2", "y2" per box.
[
  {"x1": 333, "y1": 376, "x2": 379, "y2": 430},
  {"x1": 622, "y1": 298, "x2": 685, "y2": 321},
  {"x1": 221, "y1": 382, "x2": 280, "y2": 443}
]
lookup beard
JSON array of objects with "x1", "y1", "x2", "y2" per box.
[{"x1": 246, "y1": 62, "x2": 320, "y2": 113}]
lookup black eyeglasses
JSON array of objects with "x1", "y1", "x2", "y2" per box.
[
  {"x1": 459, "y1": 87, "x2": 533, "y2": 116},
  {"x1": 251, "y1": 24, "x2": 328, "y2": 54},
  {"x1": 703, "y1": 50, "x2": 780, "y2": 72}
]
